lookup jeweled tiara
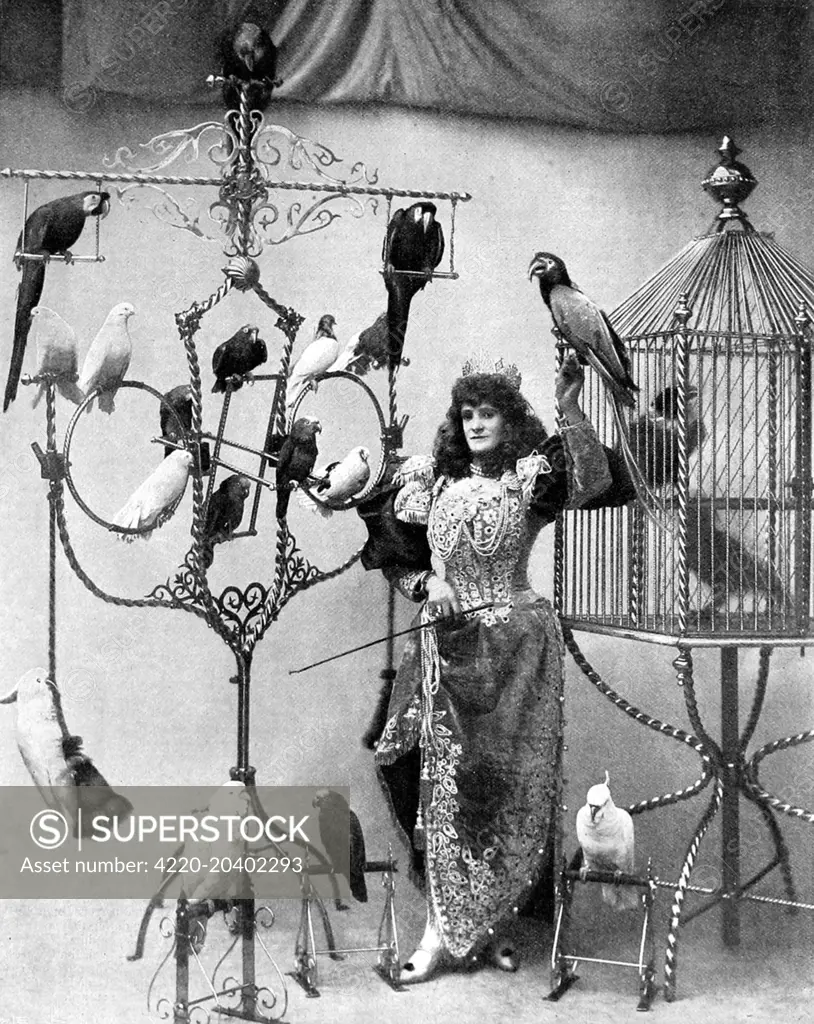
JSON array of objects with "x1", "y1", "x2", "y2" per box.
[{"x1": 460, "y1": 349, "x2": 522, "y2": 391}]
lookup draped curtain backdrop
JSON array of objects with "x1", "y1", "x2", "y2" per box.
[{"x1": 1, "y1": 1, "x2": 812, "y2": 132}]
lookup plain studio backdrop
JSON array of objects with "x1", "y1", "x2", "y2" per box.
[{"x1": 0, "y1": 2, "x2": 812, "y2": 1022}]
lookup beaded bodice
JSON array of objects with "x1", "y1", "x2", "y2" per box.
[{"x1": 427, "y1": 471, "x2": 543, "y2": 612}]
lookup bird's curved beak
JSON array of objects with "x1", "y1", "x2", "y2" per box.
[
  {"x1": 528, "y1": 257, "x2": 541, "y2": 280},
  {"x1": 99, "y1": 197, "x2": 111, "y2": 219}
]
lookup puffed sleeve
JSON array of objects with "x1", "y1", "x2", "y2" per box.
[
  {"x1": 527, "y1": 422, "x2": 638, "y2": 522},
  {"x1": 356, "y1": 455, "x2": 435, "y2": 600}
]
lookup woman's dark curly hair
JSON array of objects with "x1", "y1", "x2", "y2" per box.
[{"x1": 433, "y1": 373, "x2": 548, "y2": 479}]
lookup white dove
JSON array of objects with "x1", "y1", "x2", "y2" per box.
[
  {"x1": 112, "y1": 449, "x2": 193, "y2": 541},
  {"x1": 306, "y1": 445, "x2": 371, "y2": 518},
  {"x1": 30, "y1": 306, "x2": 84, "y2": 407},
  {"x1": 575, "y1": 771, "x2": 639, "y2": 911},
  {"x1": 78, "y1": 301, "x2": 135, "y2": 413},
  {"x1": 287, "y1": 314, "x2": 341, "y2": 411}
]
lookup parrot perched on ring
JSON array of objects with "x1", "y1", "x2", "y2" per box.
[
  {"x1": 77, "y1": 302, "x2": 135, "y2": 414},
  {"x1": 112, "y1": 449, "x2": 194, "y2": 540},
  {"x1": 528, "y1": 251, "x2": 669, "y2": 528},
  {"x1": 5, "y1": 190, "x2": 110, "y2": 412},
  {"x1": 313, "y1": 788, "x2": 368, "y2": 908}
]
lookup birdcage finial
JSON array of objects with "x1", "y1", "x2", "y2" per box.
[{"x1": 702, "y1": 136, "x2": 757, "y2": 223}]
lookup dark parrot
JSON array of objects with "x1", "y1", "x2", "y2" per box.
[
  {"x1": 160, "y1": 384, "x2": 193, "y2": 459},
  {"x1": 219, "y1": 5, "x2": 279, "y2": 116},
  {"x1": 629, "y1": 385, "x2": 706, "y2": 489},
  {"x1": 334, "y1": 311, "x2": 411, "y2": 376},
  {"x1": 212, "y1": 324, "x2": 268, "y2": 392},
  {"x1": 275, "y1": 415, "x2": 321, "y2": 519},
  {"x1": 5, "y1": 190, "x2": 110, "y2": 412},
  {"x1": 382, "y1": 202, "x2": 445, "y2": 368},
  {"x1": 201, "y1": 474, "x2": 252, "y2": 568},
  {"x1": 313, "y1": 788, "x2": 367, "y2": 907},
  {"x1": 529, "y1": 250, "x2": 672, "y2": 528}
]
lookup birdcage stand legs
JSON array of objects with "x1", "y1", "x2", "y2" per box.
[{"x1": 548, "y1": 849, "x2": 658, "y2": 1010}]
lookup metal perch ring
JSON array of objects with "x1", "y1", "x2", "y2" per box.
[{"x1": 63, "y1": 380, "x2": 192, "y2": 536}]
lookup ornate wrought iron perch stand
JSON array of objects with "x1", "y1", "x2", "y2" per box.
[{"x1": 3, "y1": 81, "x2": 471, "y2": 1022}]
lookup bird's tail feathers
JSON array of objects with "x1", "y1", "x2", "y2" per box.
[
  {"x1": 584, "y1": 348, "x2": 636, "y2": 408},
  {"x1": 97, "y1": 390, "x2": 116, "y2": 414},
  {"x1": 113, "y1": 503, "x2": 147, "y2": 542},
  {"x1": 611, "y1": 399, "x2": 675, "y2": 534},
  {"x1": 297, "y1": 490, "x2": 333, "y2": 518}
]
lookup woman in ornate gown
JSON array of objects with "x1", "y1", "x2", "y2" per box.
[{"x1": 358, "y1": 352, "x2": 616, "y2": 982}]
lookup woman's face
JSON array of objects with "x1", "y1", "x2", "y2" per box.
[{"x1": 461, "y1": 402, "x2": 505, "y2": 456}]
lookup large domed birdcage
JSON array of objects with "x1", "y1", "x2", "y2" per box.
[{"x1": 558, "y1": 137, "x2": 813, "y2": 646}]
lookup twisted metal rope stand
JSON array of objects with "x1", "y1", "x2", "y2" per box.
[{"x1": 559, "y1": 623, "x2": 814, "y2": 1004}]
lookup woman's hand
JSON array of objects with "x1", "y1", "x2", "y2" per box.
[
  {"x1": 555, "y1": 353, "x2": 585, "y2": 424},
  {"x1": 425, "y1": 575, "x2": 462, "y2": 620}
]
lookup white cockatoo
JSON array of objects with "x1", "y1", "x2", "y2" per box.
[
  {"x1": 575, "y1": 771, "x2": 639, "y2": 910},
  {"x1": 30, "y1": 306, "x2": 84, "y2": 407},
  {"x1": 305, "y1": 446, "x2": 370, "y2": 518},
  {"x1": 112, "y1": 449, "x2": 193, "y2": 540},
  {"x1": 78, "y1": 301, "x2": 135, "y2": 413},
  {"x1": 286, "y1": 314, "x2": 341, "y2": 411}
]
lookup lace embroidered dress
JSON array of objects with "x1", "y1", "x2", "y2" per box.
[{"x1": 362, "y1": 420, "x2": 612, "y2": 961}]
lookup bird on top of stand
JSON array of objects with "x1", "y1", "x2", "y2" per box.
[
  {"x1": 160, "y1": 384, "x2": 193, "y2": 459},
  {"x1": 5, "y1": 190, "x2": 110, "y2": 412},
  {"x1": 286, "y1": 314, "x2": 341, "y2": 411},
  {"x1": 275, "y1": 415, "x2": 321, "y2": 519},
  {"x1": 313, "y1": 788, "x2": 368, "y2": 909},
  {"x1": 28, "y1": 306, "x2": 84, "y2": 407},
  {"x1": 212, "y1": 324, "x2": 268, "y2": 393},
  {"x1": 219, "y1": 4, "x2": 280, "y2": 119},
  {"x1": 306, "y1": 445, "x2": 370, "y2": 518},
  {"x1": 200, "y1": 473, "x2": 252, "y2": 569},
  {"x1": 575, "y1": 771, "x2": 639, "y2": 911},
  {"x1": 331, "y1": 311, "x2": 407, "y2": 377},
  {"x1": 77, "y1": 302, "x2": 135, "y2": 414},
  {"x1": 383, "y1": 202, "x2": 445, "y2": 369},
  {"x1": 112, "y1": 449, "x2": 194, "y2": 541},
  {"x1": 528, "y1": 251, "x2": 668, "y2": 528}
]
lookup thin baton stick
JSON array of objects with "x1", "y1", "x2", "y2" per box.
[{"x1": 289, "y1": 601, "x2": 499, "y2": 675}]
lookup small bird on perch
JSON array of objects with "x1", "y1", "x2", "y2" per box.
[
  {"x1": 575, "y1": 771, "x2": 639, "y2": 910},
  {"x1": 313, "y1": 788, "x2": 368, "y2": 908},
  {"x1": 113, "y1": 449, "x2": 193, "y2": 540},
  {"x1": 286, "y1": 314, "x2": 341, "y2": 410},
  {"x1": 77, "y1": 302, "x2": 135, "y2": 414},
  {"x1": 201, "y1": 473, "x2": 252, "y2": 568},
  {"x1": 212, "y1": 324, "x2": 268, "y2": 393},
  {"x1": 29, "y1": 306, "x2": 84, "y2": 407},
  {"x1": 5, "y1": 190, "x2": 110, "y2": 412},
  {"x1": 383, "y1": 202, "x2": 445, "y2": 368},
  {"x1": 160, "y1": 384, "x2": 193, "y2": 459},
  {"x1": 308, "y1": 446, "x2": 370, "y2": 517},
  {"x1": 275, "y1": 415, "x2": 321, "y2": 519}
]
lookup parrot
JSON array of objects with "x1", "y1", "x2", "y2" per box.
[
  {"x1": 528, "y1": 251, "x2": 669, "y2": 528},
  {"x1": 5, "y1": 190, "x2": 110, "y2": 412},
  {"x1": 628, "y1": 384, "x2": 706, "y2": 489},
  {"x1": 330, "y1": 311, "x2": 410, "y2": 376},
  {"x1": 77, "y1": 302, "x2": 135, "y2": 413},
  {"x1": 160, "y1": 384, "x2": 193, "y2": 459},
  {"x1": 575, "y1": 771, "x2": 639, "y2": 911},
  {"x1": 308, "y1": 446, "x2": 370, "y2": 517},
  {"x1": 28, "y1": 306, "x2": 84, "y2": 407},
  {"x1": 219, "y1": 5, "x2": 280, "y2": 116},
  {"x1": 275, "y1": 415, "x2": 321, "y2": 519},
  {"x1": 212, "y1": 324, "x2": 268, "y2": 393},
  {"x1": 201, "y1": 474, "x2": 252, "y2": 568},
  {"x1": 383, "y1": 202, "x2": 445, "y2": 368},
  {"x1": 112, "y1": 449, "x2": 194, "y2": 540},
  {"x1": 286, "y1": 314, "x2": 341, "y2": 410},
  {"x1": 0, "y1": 669, "x2": 133, "y2": 839},
  {"x1": 313, "y1": 788, "x2": 368, "y2": 908}
]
